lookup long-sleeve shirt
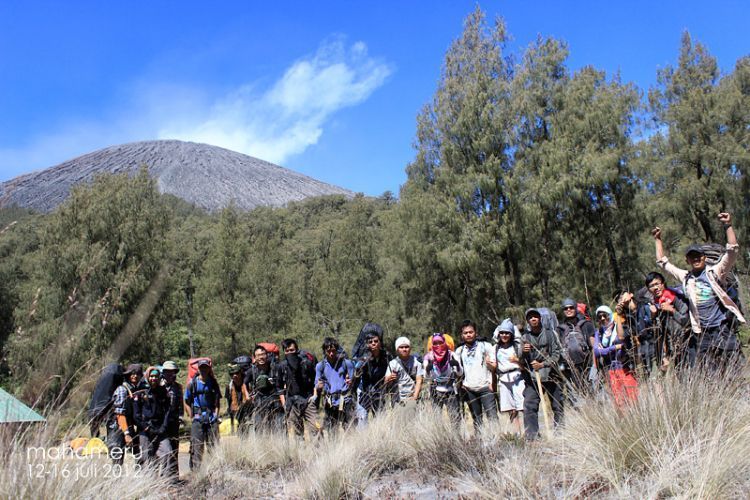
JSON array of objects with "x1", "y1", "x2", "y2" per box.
[
  {"x1": 314, "y1": 357, "x2": 355, "y2": 406},
  {"x1": 134, "y1": 385, "x2": 172, "y2": 436},
  {"x1": 657, "y1": 243, "x2": 745, "y2": 333},
  {"x1": 594, "y1": 317, "x2": 633, "y2": 371},
  {"x1": 520, "y1": 328, "x2": 561, "y2": 383}
]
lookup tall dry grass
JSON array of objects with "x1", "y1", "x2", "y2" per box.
[
  {"x1": 0, "y1": 419, "x2": 173, "y2": 499},
  {"x1": 7, "y1": 367, "x2": 749, "y2": 498},
  {"x1": 192, "y1": 368, "x2": 750, "y2": 499}
]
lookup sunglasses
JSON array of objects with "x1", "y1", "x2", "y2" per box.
[
  {"x1": 432, "y1": 340, "x2": 445, "y2": 346},
  {"x1": 597, "y1": 314, "x2": 609, "y2": 319},
  {"x1": 367, "y1": 339, "x2": 380, "y2": 345},
  {"x1": 563, "y1": 306, "x2": 576, "y2": 310}
]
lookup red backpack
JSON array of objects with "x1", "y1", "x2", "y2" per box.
[{"x1": 185, "y1": 357, "x2": 213, "y2": 388}]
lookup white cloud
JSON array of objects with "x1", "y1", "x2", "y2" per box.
[
  {"x1": 159, "y1": 37, "x2": 392, "y2": 163},
  {"x1": 0, "y1": 38, "x2": 392, "y2": 179}
]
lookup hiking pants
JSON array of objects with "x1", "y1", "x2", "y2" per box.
[
  {"x1": 253, "y1": 396, "x2": 284, "y2": 433},
  {"x1": 522, "y1": 379, "x2": 564, "y2": 440},
  {"x1": 638, "y1": 337, "x2": 657, "y2": 377},
  {"x1": 462, "y1": 386, "x2": 497, "y2": 428},
  {"x1": 286, "y1": 396, "x2": 320, "y2": 438},
  {"x1": 562, "y1": 362, "x2": 590, "y2": 399},
  {"x1": 106, "y1": 425, "x2": 140, "y2": 466},
  {"x1": 323, "y1": 401, "x2": 355, "y2": 433},
  {"x1": 138, "y1": 432, "x2": 172, "y2": 472},
  {"x1": 190, "y1": 420, "x2": 218, "y2": 470},
  {"x1": 697, "y1": 325, "x2": 744, "y2": 373},
  {"x1": 430, "y1": 390, "x2": 460, "y2": 421},
  {"x1": 166, "y1": 422, "x2": 180, "y2": 480}
]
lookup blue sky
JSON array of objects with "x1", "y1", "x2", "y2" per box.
[{"x1": 0, "y1": 1, "x2": 748, "y2": 196}]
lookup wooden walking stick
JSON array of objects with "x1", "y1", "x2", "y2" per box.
[{"x1": 535, "y1": 370, "x2": 553, "y2": 437}]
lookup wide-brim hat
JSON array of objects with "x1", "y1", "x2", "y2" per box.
[
  {"x1": 123, "y1": 363, "x2": 143, "y2": 376},
  {"x1": 161, "y1": 360, "x2": 179, "y2": 372}
]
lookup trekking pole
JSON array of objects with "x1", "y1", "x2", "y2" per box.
[{"x1": 534, "y1": 370, "x2": 553, "y2": 437}]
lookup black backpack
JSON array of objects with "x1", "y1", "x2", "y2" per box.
[
  {"x1": 558, "y1": 319, "x2": 590, "y2": 365},
  {"x1": 88, "y1": 363, "x2": 124, "y2": 426}
]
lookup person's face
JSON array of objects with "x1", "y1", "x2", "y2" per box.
[
  {"x1": 527, "y1": 315, "x2": 541, "y2": 330},
  {"x1": 324, "y1": 345, "x2": 338, "y2": 361},
  {"x1": 498, "y1": 331, "x2": 512, "y2": 345},
  {"x1": 198, "y1": 364, "x2": 210, "y2": 377},
  {"x1": 686, "y1": 252, "x2": 707, "y2": 272},
  {"x1": 648, "y1": 278, "x2": 665, "y2": 298},
  {"x1": 461, "y1": 326, "x2": 477, "y2": 343},
  {"x1": 618, "y1": 292, "x2": 636, "y2": 312},
  {"x1": 254, "y1": 349, "x2": 268, "y2": 366},
  {"x1": 284, "y1": 344, "x2": 298, "y2": 357},
  {"x1": 147, "y1": 372, "x2": 160, "y2": 388},
  {"x1": 563, "y1": 305, "x2": 577, "y2": 319},
  {"x1": 397, "y1": 344, "x2": 411, "y2": 359},
  {"x1": 129, "y1": 372, "x2": 140, "y2": 385},
  {"x1": 366, "y1": 337, "x2": 381, "y2": 354},
  {"x1": 162, "y1": 370, "x2": 177, "y2": 383},
  {"x1": 597, "y1": 312, "x2": 610, "y2": 326},
  {"x1": 231, "y1": 372, "x2": 242, "y2": 384}
]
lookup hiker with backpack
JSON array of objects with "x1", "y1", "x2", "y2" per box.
[
  {"x1": 422, "y1": 333, "x2": 463, "y2": 419},
  {"x1": 161, "y1": 360, "x2": 182, "y2": 480},
  {"x1": 456, "y1": 319, "x2": 497, "y2": 428},
  {"x1": 556, "y1": 298, "x2": 595, "y2": 396},
  {"x1": 245, "y1": 344, "x2": 284, "y2": 433},
  {"x1": 384, "y1": 336, "x2": 424, "y2": 405},
  {"x1": 184, "y1": 359, "x2": 221, "y2": 470},
  {"x1": 134, "y1": 366, "x2": 173, "y2": 471},
  {"x1": 108, "y1": 363, "x2": 144, "y2": 466},
  {"x1": 225, "y1": 364, "x2": 251, "y2": 433},
  {"x1": 642, "y1": 272, "x2": 692, "y2": 372},
  {"x1": 314, "y1": 337, "x2": 356, "y2": 432},
  {"x1": 89, "y1": 363, "x2": 124, "y2": 439},
  {"x1": 520, "y1": 309, "x2": 564, "y2": 440},
  {"x1": 277, "y1": 338, "x2": 321, "y2": 439},
  {"x1": 652, "y1": 213, "x2": 746, "y2": 372},
  {"x1": 493, "y1": 319, "x2": 525, "y2": 435},
  {"x1": 354, "y1": 329, "x2": 391, "y2": 426},
  {"x1": 593, "y1": 298, "x2": 638, "y2": 408}
]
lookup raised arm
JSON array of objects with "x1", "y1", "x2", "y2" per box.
[
  {"x1": 720, "y1": 212, "x2": 737, "y2": 246},
  {"x1": 652, "y1": 227, "x2": 665, "y2": 261}
]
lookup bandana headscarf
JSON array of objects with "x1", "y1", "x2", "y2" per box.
[{"x1": 431, "y1": 334, "x2": 449, "y2": 369}]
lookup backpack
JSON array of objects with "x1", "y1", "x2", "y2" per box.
[
  {"x1": 185, "y1": 357, "x2": 213, "y2": 389},
  {"x1": 88, "y1": 363, "x2": 124, "y2": 425},
  {"x1": 538, "y1": 307, "x2": 559, "y2": 334},
  {"x1": 352, "y1": 322, "x2": 384, "y2": 360},
  {"x1": 258, "y1": 342, "x2": 280, "y2": 363},
  {"x1": 298, "y1": 349, "x2": 318, "y2": 389},
  {"x1": 558, "y1": 319, "x2": 590, "y2": 365}
]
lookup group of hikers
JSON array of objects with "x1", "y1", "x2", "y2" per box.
[{"x1": 93, "y1": 212, "x2": 745, "y2": 478}]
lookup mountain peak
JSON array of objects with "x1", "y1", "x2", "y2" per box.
[{"x1": 0, "y1": 140, "x2": 354, "y2": 212}]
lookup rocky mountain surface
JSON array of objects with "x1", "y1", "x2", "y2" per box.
[{"x1": 0, "y1": 140, "x2": 353, "y2": 212}]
